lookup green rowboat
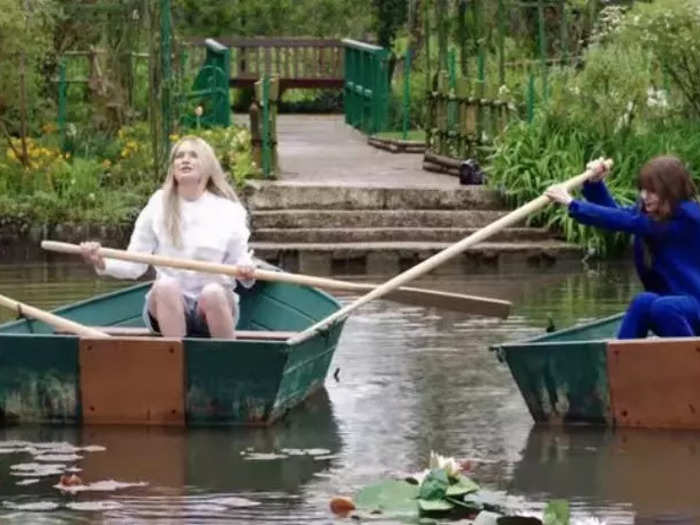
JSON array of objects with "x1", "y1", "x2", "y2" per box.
[
  {"x1": 0, "y1": 280, "x2": 345, "y2": 426},
  {"x1": 493, "y1": 313, "x2": 700, "y2": 430}
]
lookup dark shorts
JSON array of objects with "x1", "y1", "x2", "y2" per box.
[
  {"x1": 142, "y1": 292, "x2": 240, "y2": 338},
  {"x1": 148, "y1": 307, "x2": 210, "y2": 338}
]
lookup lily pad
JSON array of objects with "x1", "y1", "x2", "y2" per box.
[
  {"x1": 355, "y1": 479, "x2": 420, "y2": 517},
  {"x1": 463, "y1": 489, "x2": 508, "y2": 514},
  {"x1": 543, "y1": 499, "x2": 569, "y2": 525},
  {"x1": 446, "y1": 474, "x2": 480, "y2": 497},
  {"x1": 474, "y1": 510, "x2": 503, "y2": 525},
  {"x1": 417, "y1": 498, "x2": 454, "y2": 512},
  {"x1": 498, "y1": 517, "x2": 543, "y2": 525},
  {"x1": 418, "y1": 469, "x2": 450, "y2": 501}
]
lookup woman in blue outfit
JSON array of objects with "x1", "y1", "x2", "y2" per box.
[{"x1": 545, "y1": 155, "x2": 700, "y2": 339}]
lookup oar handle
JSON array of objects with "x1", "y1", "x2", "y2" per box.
[
  {"x1": 41, "y1": 241, "x2": 512, "y2": 317},
  {"x1": 286, "y1": 159, "x2": 613, "y2": 345},
  {"x1": 0, "y1": 294, "x2": 109, "y2": 338},
  {"x1": 42, "y1": 240, "x2": 357, "y2": 286}
]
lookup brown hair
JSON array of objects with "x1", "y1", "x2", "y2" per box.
[{"x1": 637, "y1": 155, "x2": 696, "y2": 220}]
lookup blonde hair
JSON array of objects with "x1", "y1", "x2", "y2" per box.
[{"x1": 162, "y1": 136, "x2": 239, "y2": 247}]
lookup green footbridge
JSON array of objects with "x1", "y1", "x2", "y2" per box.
[{"x1": 185, "y1": 37, "x2": 390, "y2": 134}]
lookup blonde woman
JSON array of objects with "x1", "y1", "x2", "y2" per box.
[{"x1": 81, "y1": 136, "x2": 256, "y2": 339}]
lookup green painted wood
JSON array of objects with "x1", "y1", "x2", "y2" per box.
[
  {"x1": 272, "y1": 322, "x2": 344, "y2": 420},
  {"x1": 184, "y1": 338, "x2": 287, "y2": 425},
  {"x1": 493, "y1": 314, "x2": 624, "y2": 426},
  {"x1": 520, "y1": 313, "x2": 622, "y2": 344},
  {"x1": 342, "y1": 39, "x2": 390, "y2": 134},
  {"x1": 237, "y1": 281, "x2": 340, "y2": 331},
  {"x1": 0, "y1": 282, "x2": 151, "y2": 335},
  {"x1": 0, "y1": 277, "x2": 344, "y2": 426},
  {"x1": 501, "y1": 341, "x2": 611, "y2": 425},
  {"x1": 0, "y1": 335, "x2": 80, "y2": 423}
]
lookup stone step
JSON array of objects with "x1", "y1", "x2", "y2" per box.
[
  {"x1": 250, "y1": 240, "x2": 582, "y2": 275},
  {"x1": 244, "y1": 181, "x2": 504, "y2": 210},
  {"x1": 251, "y1": 209, "x2": 512, "y2": 229},
  {"x1": 252, "y1": 227, "x2": 554, "y2": 243}
]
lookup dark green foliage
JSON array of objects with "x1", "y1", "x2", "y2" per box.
[
  {"x1": 173, "y1": 0, "x2": 374, "y2": 39},
  {"x1": 371, "y1": 0, "x2": 408, "y2": 48},
  {"x1": 488, "y1": 1, "x2": 700, "y2": 256}
]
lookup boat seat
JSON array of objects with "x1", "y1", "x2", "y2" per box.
[{"x1": 56, "y1": 326, "x2": 297, "y2": 340}]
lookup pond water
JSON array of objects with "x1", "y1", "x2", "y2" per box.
[{"x1": 0, "y1": 258, "x2": 697, "y2": 524}]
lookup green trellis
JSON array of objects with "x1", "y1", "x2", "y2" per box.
[
  {"x1": 423, "y1": 0, "x2": 596, "y2": 168},
  {"x1": 55, "y1": 0, "x2": 177, "y2": 176}
]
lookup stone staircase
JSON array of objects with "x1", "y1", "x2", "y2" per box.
[{"x1": 244, "y1": 181, "x2": 581, "y2": 275}]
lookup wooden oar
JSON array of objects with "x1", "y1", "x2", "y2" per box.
[
  {"x1": 286, "y1": 159, "x2": 613, "y2": 345},
  {"x1": 40, "y1": 241, "x2": 511, "y2": 318},
  {"x1": 0, "y1": 293, "x2": 109, "y2": 338}
]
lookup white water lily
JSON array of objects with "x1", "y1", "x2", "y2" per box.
[
  {"x1": 429, "y1": 451, "x2": 461, "y2": 478},
  {"x1": 408, "y1": 468, "x2": 430, "y2": 485}
]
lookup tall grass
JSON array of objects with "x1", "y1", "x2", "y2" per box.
[{"x1": 489, "y1": 117, "x2": 700, "y2": 256}]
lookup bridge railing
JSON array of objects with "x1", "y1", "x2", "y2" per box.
[
  {"x1": 187, "y1": 38, "x2": 345, "y2": 90},
  {"x1": 342, "y1": 39, "x2": 390, "y2": 135}
]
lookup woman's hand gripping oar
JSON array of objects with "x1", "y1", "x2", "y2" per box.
[
  {"x1": 0, "y1": 294, "x2": 109, "y2": 338},
  {"x1": 286, "y1": 158, "x2": 613, "y2": 345},
  {"x1": 40, "y1": 241, "x2": 512, "y2": 318}
]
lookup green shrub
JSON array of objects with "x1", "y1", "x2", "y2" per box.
[
  {"x1": 488, "y1": 1, "x2": 700, "y2": 257},
  {"x1": 618, "y1": 0, "x2": 700, "y2": 118},
  {"x1": 489, "y1": 115, "x2": 700, "y2": 256}
]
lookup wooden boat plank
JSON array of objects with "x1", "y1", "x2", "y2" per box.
[
  {"x1": 502, "y1": 341, "x2": 612, "y2": 425},
  {"x1": 185, "y1": 338, "x2": 288, "y2": 425},
  {"x1": 607, "y1": 338, "x2": 700, "y2": 429},
  {"x1": 80, "y1": 337, "x2": 185, "y2": 426},
  {"x1": 0, "y1": 334, "x2": 80, "y2": 423},
  {"x1": 55, "y1": 326, "x2": 297, "y2": 340},
  {"x1": 0, "y1": 277, "x2": 346, "y2": 426}
]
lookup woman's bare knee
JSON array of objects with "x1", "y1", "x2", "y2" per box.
[
  {"x1": 199, "y1": 283, "x2": 229, "y2": 311},
  {"x1": 149, "y1": 278, "x2": 183, "y2": 316}
]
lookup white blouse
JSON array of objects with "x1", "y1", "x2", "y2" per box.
[{"x1": 98, "y1": 189, "x2": 255, "y2": 299}]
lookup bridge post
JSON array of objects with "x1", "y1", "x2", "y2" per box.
[{"x1": 342, "y1": 39, "x2": 390, "y2": 136}]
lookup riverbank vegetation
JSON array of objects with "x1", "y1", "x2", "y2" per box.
[
  {"x1": 488, "y1": 1, "x2": 700, "y2": 255},
  {"x1": 3, "y1": 0, "x2": 697, "y2": 249},
  {"x1": 0, "y1": 123, "x2": 254, "y2": 226}
]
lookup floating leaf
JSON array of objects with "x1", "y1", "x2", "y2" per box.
[
  {"x1": 329, "y1": 496, "x2": 356, "y2": 515},
  {"x1": 463, "y1": 489, "x2": 508, "y2": 514},
  {"x1": 543, "y1": 499, "x2": 569, "y2": 525},
  {"x1": 446, "y1": 474, "x2": 480, "y2": 497},
  {"x1": 354, "y1": 479, "x2": 419, "y2": 517},
  {"x1": 418, "y1": 468, "x2": 449, "y2": 501},
  {"x1": 498, "y1": 517, "x2": 543, "y2": 525},
  {"x1": 474, "y1": 510, "x2": 503, "y2": 525},
  {"x1": 418, "y1": 498, "x2": 454, "y2": 512}
]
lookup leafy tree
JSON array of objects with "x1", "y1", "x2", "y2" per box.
[
  {"x1": 371, "y1": 0, "x2": 407, "y2": 48},
  {"x1": 173, "y1": 0, "x2": 373, "y2": 38},
  {"x1": 0, "y1": 0, "x2": 56, "y2": 166},
  {"x1": 618, "y1": 0, "x2": 700, "y2": 118}
]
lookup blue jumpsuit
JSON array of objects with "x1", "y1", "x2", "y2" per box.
[{"x1": 569, "y1": 181, "x2": 700, "y2": 339}]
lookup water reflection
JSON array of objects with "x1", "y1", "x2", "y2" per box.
[
  {"x1": 0, "y1": 389, "x2": 340, "y2": 522},
  {"x1": 3, "y1": 257, "x2": 700, "y2": 523},
  {"x1": 510, "y1": 426, "x2": 700, "y2": 524}
]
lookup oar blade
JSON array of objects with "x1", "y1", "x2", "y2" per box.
[{"x1": 385, "y1": 288, "x2": 511, "y2": 318}]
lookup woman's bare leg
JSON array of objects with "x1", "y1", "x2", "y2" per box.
[
  {"x1": 198, "y1": 283, "x2": 236, "y2": 339},
  {"x1": 148, "y1": 278, "x2": 186, "y2": 337}
]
